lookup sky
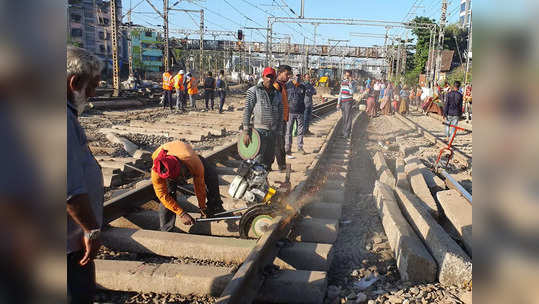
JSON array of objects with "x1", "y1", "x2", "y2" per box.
[{"x1": 122, "y1": 0, "x2": 463, "y2": 46}]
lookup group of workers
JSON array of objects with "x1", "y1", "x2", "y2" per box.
[
  {"x1": 162, "y1": 69, "x2": 228, "y2": 113},
  {"x1": 72, "y1": 43, "x2": 463, "y2": 303}
]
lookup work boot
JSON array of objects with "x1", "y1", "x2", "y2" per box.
[
  {"x1": 298, "y1": 148, "x2": 307, "y2": 155},
  {"x1": 304, "y1": 130, "x2": 314, "y2": 136}
]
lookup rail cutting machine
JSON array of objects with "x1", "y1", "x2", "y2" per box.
[{"x1": 193, "y1": 129, "x2": 294, "y2": 238}]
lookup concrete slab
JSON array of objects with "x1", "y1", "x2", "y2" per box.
[
  {"x1": 101, "y1": 227, "x2": 255, "y2": 264},
  {"x1": 394, "y1": 188, "x2": 472, "y2": 286},
  {"x1": 380, "y1": 168, "x2": 396, "y2": 188},
  {"x1": 301, "y1": 202, "x2": 342, "y2": 220},
  {"x1": 373, "y1": 151, "x2": 389, "y2": 175},
  {"x1": 320, "y1": 189, "x2": 345, "y2": 203},
  {"x1": 395, "y1": 158, "x2": 411, "y2": 191},
  {"x1": 294, "y1": 218, "x2": 339, "y2": 244},
  {"x1": 437, "y1": 190, "x2": 472, "y2": 255},
  {"x1": 275, "y1": 242, "x2": 333, "y2": 271},
  {"x1": 95, "y1": 259, "x2": 233, "y2": 296},
  {"x1": 373, "y1": 181, "x2": 437, "y2": 283},
  {"x1": 322, "y1": 180, "x2": 346, "y2": 190},
  {"x1": 399, "y1": 143, "x2": 421, "y2": 157},
  {"x1": 257, "y1": 269, "x2": 327, "y2": 304},
  {"x1": 404, "y1": 157, "x2": 446, "y2": 192},
  {"x1": 405, "y1": 163, "x2": 439, "y2": 218}
]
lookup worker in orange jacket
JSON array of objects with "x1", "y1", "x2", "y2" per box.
[
  {"x1": 173, "y1": 70, "x2": 186, "y2": 111},
  {"x1": 186, "y1": 72, "x2": 199, "y2": 109},
  {"x1": 151, "y1": 140, "x2": 226, "y2": 230},
  {"x1": 162, "y1": 69, "x2": 173, "y2": 110}
]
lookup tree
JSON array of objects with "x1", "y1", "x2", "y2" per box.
[
  {"x1": 410, "y1": 16, "x2": 436, "y2": 75},
  {"x1": 442, "y1": 24, "x2": 469, "y2": 68}
]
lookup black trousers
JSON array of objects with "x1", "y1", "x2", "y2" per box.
[
  {"x1": 273, "y1": 124, "x2": 286, "y2": 170},
  {"x1": 255, "y1": 128, "x2": 277, "y2": 170},
  {"x1": 67, "y1": 250, "x2": 95, "y2": 304},
  {"x1": 163, "y1": 90, "x2": 173, "y2": 109},
  {"x1": 204, "y1": 90, "x2": 215, "y2": 110},
  {"x1": 159, "y1": 155, "x2": 224, "y2": 231}
]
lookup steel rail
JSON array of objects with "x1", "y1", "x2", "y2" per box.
[
  {"x1": 441, "y1": 169, "x2": 472, "y2": 204},
  {"x1": 102, "y1": 99, "x2": 338, "y2": 224},
  {"x1": 216, "y1": 100, "x2": 344, "y2": 304},
  {"x1": 393, "y1": 112, "x2": 471, "y2": 167}
]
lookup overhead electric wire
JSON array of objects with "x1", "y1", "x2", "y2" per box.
[{"x1": 188, "y1": 1, "x2": 266, "y2": 40}]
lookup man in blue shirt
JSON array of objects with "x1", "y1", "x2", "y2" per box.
[
  {"x1": 67, "y1": 46, "x2": 104, "y2": 304},
  {"x1": 443, "y1": 81, "x2": 464, "y2": 142}
]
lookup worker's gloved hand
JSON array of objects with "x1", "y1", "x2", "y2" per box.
[
  {"x1": 336, "y1": 103, "x2": 341, "y2": 110},
  {"x1": 180, "y1": 212, "x2": 195, "y2": 225},
  {"x1": 242, "y1": 129, "x2": 252, "y2": 146}
]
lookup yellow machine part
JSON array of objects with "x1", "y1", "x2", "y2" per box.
[{"x1": 263, "y1": 187, "x2": 276, "y2": 204}]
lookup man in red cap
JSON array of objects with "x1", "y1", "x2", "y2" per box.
[
  {"x1": 151, "y1": 140, "x2": 225, "y2": 230},
  {"x1": 242, "y1": 67, "x2": 283, "y2": 169}
]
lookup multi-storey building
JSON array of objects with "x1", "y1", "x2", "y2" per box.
[
  {"x1": 459, "y1": 0, "x2": 472, "y2": 28},
  {"x1": 130, "y1": 28, "x2": 164, "y2": 73},
  {"x1": 67, "y1": 0, "x2": 128, "y2": 66}
]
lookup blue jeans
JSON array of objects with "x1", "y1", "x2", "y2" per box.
[
  {"x1": 304, "y1": 104, "x2": 313, "y2": 132},
  {"x1": 445, "y1": 115, "x2": 460, "y2": 139},
  {"x1": 218, "y1": 90, "x2": 226, "y2": 113}
]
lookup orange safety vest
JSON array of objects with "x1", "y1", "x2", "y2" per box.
[
  {"x1": 173, "y1": 74, "x2": 184, "y2": 90},
  {"x1": 187, "y1": 77, "x2": 198, "y2": 95},
  {"x1": 162, "y1": 72, "x2": 173, "y2": 90}
]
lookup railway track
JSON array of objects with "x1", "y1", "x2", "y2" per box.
[
  {"x1": 379, "y1": 111, "x2": 472, "y2": 201},
  {"x1": 96, "y1": 99, "x2": 358, "y2": 303},
  {"x1": 393, "y1": 110, "x2": 472, "y2": 168}
]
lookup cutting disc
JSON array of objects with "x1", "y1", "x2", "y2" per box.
[
  {"x1": 237, "y1": 128, "x2": 261, "y2": 160},
  {"x1": 250, "y1": 214, "x2": 273, "y2": 238}
]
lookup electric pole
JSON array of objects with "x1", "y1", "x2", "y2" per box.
[
  {"x1": 109, "y1": 0, "x2": 120, "y2": 96},
  {"x1": 402, "y1": 32, "x2": 408, "y2": 75},
  {"x1": 163, "y1": 0, "x2": 170, "y2": 72},
  {"x1": 465, "y1": 10, "x2": 472, "y2": 83},
  {"x1": 435, "y1": 0, "x2": 448, "y2": 83},
  {"x1": 199, "y1": 9, "x2": 204, "y2": 77},
  {"x1": 396, "y1": 38, "x2": 402, "y2": 77},
  {"x1": 127, "y1": 1, "x2": 133, "y2": 77}
]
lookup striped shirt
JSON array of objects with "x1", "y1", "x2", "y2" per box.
[
  {"x1": 338, "y1": 79, "x2": 356, "y2": 105},
  {"x1": 243, "y1": 83, "x2": 283, "y2": 131}
]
